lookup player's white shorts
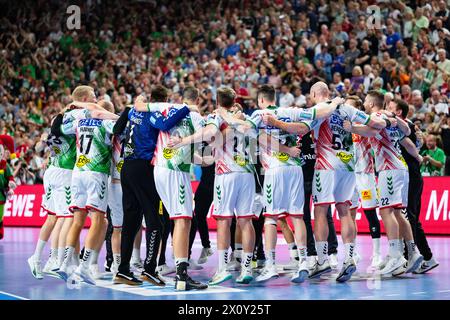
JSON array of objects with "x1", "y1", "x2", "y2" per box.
[
  {"x1": 108, "y1": 181, "x2": 123, "y2": 228},
  {"x1": 312, "y1": 170, "x2": 355, "y2": 205},
  {"x1": 377, "y1": 169, "x2": 409, "y2": 209},
  {"x1": 252, "y1": 193, "x2": 264, "y2": 219},
  {"x1": 41, "y1": 166, "x2": 73, "y2": 218},
  {"x1": 350, "y1": 172, "x2": 379, "y2": 210},
  {"x1": 263, "y1": 166, "x2": 304, "y2": 217},
  {"x1": 69, "y1": 170, "x2": 109, "y2": 214},
  {"x1": 154, "y1": 166, "x2": 193, "y2": 220},
  {"x1": 212, "y1": 172, "x2": 255, "y2": 219}
]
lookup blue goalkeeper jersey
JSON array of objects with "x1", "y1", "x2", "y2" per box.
[{"x1": 123, "y1": 106, "x2": 190, "y2": 161}]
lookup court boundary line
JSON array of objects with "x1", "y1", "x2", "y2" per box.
[{"x1": 0, "y1": 290, "x2": 29, "y2": 300}]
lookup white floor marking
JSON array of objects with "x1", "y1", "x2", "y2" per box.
[
  {"x1": 412, "y1": 291, "x2": 427, "y2": 295},
  {"x1": 0, "y1": 290, "x2": 29, "y2": 300},
  {"x1": 359, "y1": 296, "x2": 375, "y2": 299}
]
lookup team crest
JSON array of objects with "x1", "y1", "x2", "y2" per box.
[
  {"x1": 163, "y1": 148, "x2": 178, "y2": 159},
  {"x1": 233, "y1": 155, "x2": 247, "y2": 166},
  {"x1": 273, "y1": 152, "x2": 289, "y2": 162},
  {"x1": 336, "y1": 151, "x2": 353, "y2": 164}
]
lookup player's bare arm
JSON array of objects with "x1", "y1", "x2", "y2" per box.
[
  {"x1": 258, "y1": 131, "x2": 301, "y2": 158},
  {"x1": 344, "y1": 120, "x2": 380, "y2": 137},
  {"x1": 262, "y1": 114, "x2": 310, "y2": 135},
  {"x1": 168, "y1": 123, "x2": 219, "y2": 149},
  {"x1": 400, "y1": 137, "x2": 423, "y2": 164}
]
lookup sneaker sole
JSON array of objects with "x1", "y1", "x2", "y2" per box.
[
  {"x1": 380, "y1": 259, "x2": 406, "y2": 275},
  {"x1": 56, "y1": 270, "x2": 68, "y2": 281},
  {"x1": 406, "y1": 256, "x2": 424, "y2": 274},
  {"x1": 141, "y1": 274, "x2": 166, "y2": 287},
  {"x1": 283, "y1": 264, "x2": 299, "y2": 271},
  {"x1": 336, "y1": 265, "x2": 356, "y2": 283},
  {"x1": 114, "y1": 277, "x2": 143, "y2": 286},
  {"x1": 209, "y1": 274, "x2": 233, "y2": 286},
  {"x1": 255, "y1": 274, "x2": 279, "y2": 283},
  {"x1": 76, "y1": 271, "x2": 96, "y2": 286},
  {"x1": 236, "y1": 275, "x2": 253, "y2": 284},
  {"x1": 414, "y1": 263, "x2": 439, "y2": 274},
  {"x1": 309, "y1": 266, "x2": 332, "y2": 279},
  {"x1": 291, "y1": 270, "x2": 309, "y2": 283}
]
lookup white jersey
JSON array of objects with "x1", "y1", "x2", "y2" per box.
[
  {"x1": 206, "y1": 113, "x2": 256, "y2": 175},
  {"x1": 311, "y1": 104, "x2": 370, "y2": 171},
  {"x1": 111, "y1": 134, "x2": 124, "y2": 180},
  {"x1": 370, "y1": 112, "x2": 408, "y2": 172},
  {"x1": 353, "y1": 134, "x2": 375, "y2": 174},
  {"x1": 246, "y1": 106, "x2": 316, "y2": 170},
  {"x1": 152, "y1": 107, "x2": 205, "y2": 172}
]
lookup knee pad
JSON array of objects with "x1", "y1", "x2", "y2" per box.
[{"x1": 264, "y1": 217, "x2": 277, "y2": 226}]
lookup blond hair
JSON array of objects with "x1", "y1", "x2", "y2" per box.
[{"x1": 72, "y1": 86, "x2": 94, "y2": 102}]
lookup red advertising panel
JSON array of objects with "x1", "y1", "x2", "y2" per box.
[{"x1": 3, "y1": 177, "x2": 450, "y2": 235}]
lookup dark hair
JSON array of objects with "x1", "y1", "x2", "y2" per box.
[
  {"x1": 366, "y1": 90, "x2": 385, "y2": 108},
  {"x1": 257, "y1": 84, "x2": 276, "y2": 102},
  {"x1": 393, "y1": 98, "x2": 409, "y2": 119},
  {"x1": 217, "y1": 87, "x2": 236, "y2": 108},
  {"x1": 346, "y1": 95, "x2": 363, "y2": 110},
  {"x1": 150, "y1": 85, "x2": 169, "y2": 102},
  {"x1": 183, "y1": 86, "x2": 199, "y2": 102}
]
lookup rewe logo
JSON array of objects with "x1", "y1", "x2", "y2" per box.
[
  {"x1": 426, "y1": 190, "x2": 449, "y2": 221},
  {"x1": 4, "y1": 194, "x2": 36, "y2": 217}
]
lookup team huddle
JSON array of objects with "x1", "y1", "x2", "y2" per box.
[{"x1": 26, "y1": 81, "x2": 436, "y2": 291}]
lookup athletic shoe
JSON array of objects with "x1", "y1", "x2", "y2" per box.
[
  {"x1": 89, "y1": 264, "x2": 102, "y2": 280},
  {"x1": 111, "y1": 261, "x2": 119, "y2": 275},
  {"x1": 75, "y1": 265, "x2": 96, "y2": 285},
  {"x1": 370, "y1": 254, "x2": 383, "y2": 269},
  {"x1": 255, "y1": 265, "x2": 279, "y2": 282},
  {"x1": 156, "y1": 264, "x2": 176, "y2": 276},
  {"x1": 353, "y1": 252, "x2": 362, "y2": 266},
  {"x1": 197, "y1": 247, "x2": 214, "y2": 265},
  {"x1": 43, "y1": 258, "x2": 59, "y2": 274},
  {"x1": 236, "y1": 268, "x2": 253, "y2": 284},
  {"x1": 256, "y1": 259, "x2": 266, "y2": 269},
  {"x1": 131, "y1": 259, "x2": 144, "y2": 273},
  {"x1": 175, "y1": 262, "x2": 208, "y2": 291},
  {"x1": 114, "y1": 272, "x2": 143, "y2": 285},
  {"x1": 378, "y1": 256, "x2": 407, "y2": 275},
  {"x1": 329, "y1": 253, "x2": 338, "y2": 269},
  {"x1": 27, "y1": 256, "x2": 43, "y2": 280},
  {"x1": 226, "y1": 255, "x2": 241, "y2": 271},
  {"x1": 141, "y1": 271, "x2": 165, "y2": 286},
  {"x1": 291, "y1": 259, "x2": 309, "y2": 284},
  {"x1": 104, "y1": 260, "x2": 113, "y2": 272},
  {"x1": 209, "y1": 269, "x2": 233, "y2": 285},
  {"x1": 406, "y1": 252, "x2": 424, "y2": 274},
  {"x1": 336, "y1": 259, "x2": 356, "y2": 283},
  {"x1": 307, "y1": 256, "x2": 318, "y2": 271},
  {"x1": 283, "y1": 257, "x2": 299, "y2": 271},
  {"x1": 188, "y1": 259, "x2": 203, "y2": 270},
  {"x1": 309, "y1": 260, "x2": 332, "y2": 279},
  {"x1": 392, "y1": 260, "x2": 407, "y2": 276},
  {"x1": 413, "y1": 257, "x2": 439, "y2": 274}
]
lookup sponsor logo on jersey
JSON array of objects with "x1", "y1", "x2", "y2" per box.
[
  {"x1": 76, "y1": 155, "x2": 91, "y2": 168},
  {"x1": 361, "y1": 189, "x2": 372, "y2": 200},
  {"x1": 79, "y1": 118, "x2": 103, "y2": 127},
  {"x1": 233, "y1": 155, "x2": 247, "y2": 166},
  {"x1": 273, "y1": 152, "x2": 290, "y2": 162},
  {"x1": 116, "y1": 160, "x2": 124, "y2": 173},
  {"x1": 52, "y1": 146, "x2": 61, "y2": 154},
  {"x1": 336, "y1": 151, "x2": 353, "y2": 164},
  {"x1": 163, "y1": 148, "x2": 178, "y2": 159}
]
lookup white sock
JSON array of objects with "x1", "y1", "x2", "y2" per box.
[
  {"x1": 372, "y1": 238, "x2": 381, "y2": 255},
  {"x1": 289, "y1": 248, "x2": 299, "y2": 259},
  {"x1": 218, "y1": 250, "x2": 228, "y2": 271},
  {"x1": 113, "y1": 254, "x2": 121, "y2": 266},
  {"x1": 242, "y1": 252, "x2": 253, "y2": 270},
  {"x1": 388, "y1": 239, "x2": 401, "y2": 258},
  {"x1": 57, "y1": 247, "x2": 65, "y2": 267},
  {"x1": 34, "y1": 239, "x2": 47, "y2": 261},
  {"x1": 62, "y1": 246, "x2": 75, "y2": 266},
  {"x1": 175, "y1": 257, "x2": 188, "y2": 266},
  {"x1": 265, "y1": 249, "x2": 276, "y2": 267},
  {"x1": 406, "y1": 240, "x2": 418, "y2": 257},
  {"x1": 345, "y1": 242, "x2": 355, "y2": 261},
  {"x1": 132, "y1": 248, "x2": 141, "y2": 262},
  {"x1": 398, "y1": 239, "x2": 405, "y2": 256},
  {"x1": 81, "y1": 248, "x2": 94, "y2": 266},
  {"x1": 287, "y1": 242, "x2": 296, "y2": 250},
  {"x1": 90, "y1": 250, "x2": 99, "y2": 265},
  {"x1": 50, "y1": 248, "x2": 58, "y2": 260},
  {"x1": 316, "y1": 241, "x2": 328, "y2": 265},
  {"x1": 297, "y1": 246, "x2": 307, "y2": 261}
]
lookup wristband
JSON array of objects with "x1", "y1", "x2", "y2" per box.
[
  {"x1": 385, "y1": 119, "x2": 392, "y2": 128},
  {"x1": 146, "y1": 103, "x2": 151, "y2": 112}
]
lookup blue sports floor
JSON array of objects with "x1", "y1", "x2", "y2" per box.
[{"x1": 0, "y1": 227, "x2": 449, "y2": 300}]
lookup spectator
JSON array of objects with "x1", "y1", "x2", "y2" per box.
[
  {"x1": 279, "y1": 84, "x2": 295, "y2": 108},
  {"x1": 440, "y1": 114, "x2": 450, "y2": 175},
  {"x1": 421, "y1": 134, "x2": 446, "y2": 176}
]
